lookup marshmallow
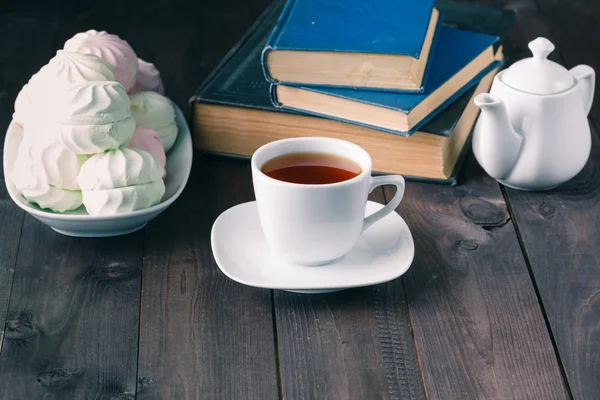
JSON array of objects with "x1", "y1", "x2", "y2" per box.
[
  {"x1": 129, "y1": 91, "x2": 177, "y2": 152},
  {"x1": 77, "y1": 147, "x2": 163, "y2": 190},
  {"x1": 23, "y1": 185, "x2": 82, "y2": 213},
  {"x1": 11, "y1": 133, "x2": 83, "y2": 212},
  {"x1": 81, "y1": 180, "x2": 166, "y2": 215},
  {"x1": 47, "y1": 81, "x2": 135, "y2": 154},
  {"x1": 64, "y1": 30, "x2": 137, "y2": 91},
  {"x1": 78, "y1": 148, "x2": 165, "y2": 215},
  {"x1": 35, "y1": 50, "x2": 115, "y2": 93},
  {"x1": 130, "y1": 58, "x2": 164, "y2": 94},
  {"x1": 14, "y1": 52, "x2": 115, "y2": 126},
  {"x1": 13, "y1": 84, "x2": 34, "y2": 126},
  {"x1": 128, "y1": 127, "x2": 166, "y2": 178},
  {"x1": 21, "y1": 123, "x2": 89, "y2": 190}
]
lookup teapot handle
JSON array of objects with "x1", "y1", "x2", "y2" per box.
[{"x1": 570, "y1": 65, "x2": 595, "y2": 115}]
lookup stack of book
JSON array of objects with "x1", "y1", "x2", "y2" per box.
[{"x1": 191, "y1": 0, "x2": 515, "y2": 183}]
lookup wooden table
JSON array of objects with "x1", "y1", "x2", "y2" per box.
[{"x1": 1, "y1": 0, "x2": 599, "y2": 398}]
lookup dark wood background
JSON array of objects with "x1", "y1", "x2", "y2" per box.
[{"x1": 0, "y1": 0, "x2": 598, "y2": 398}]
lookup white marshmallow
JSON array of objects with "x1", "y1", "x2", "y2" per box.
[
  {"x1": 82, "y1": 180, "x2": 165, "y2": 215},
  {"x1": 129, "y1": 91, "x2": 178, "y2": 152},
  {"x1": 14, "y1": 52, "x2": 115, "y2": 126},
  {"x1": 46, "y1": 81, "x2": 135, "y2": 154},
  {"x1": 77, "y1": 147, "x2": 163, "y2": 190},
  {"x1": 11, "y1": 132, "x2": 83, "y2": 212},
  {"x1": 64, "y1": 30, "x2": 138, "y2": 91}
]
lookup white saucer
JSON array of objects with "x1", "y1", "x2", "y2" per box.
[{"x1": 211, "y1": 201, "x2": 415, "y2": 293}]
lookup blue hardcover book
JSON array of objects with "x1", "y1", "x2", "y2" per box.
[
  {"x1": 191, "y1": 0, "x2": 513, "y2": 183},
  {"x1": 272, "y1": 27, "x2": 500, "y2": 136},
  {"x1": 262, "y1": 0, "x2": 440, "y2": 92}
]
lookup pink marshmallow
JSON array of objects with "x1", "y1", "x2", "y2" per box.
[
  {"x1": 128, "y1": 127, "x2": 167, "y2": 178},
  {"x1": 64, "y1": 30, "x2": 138, "y2": 91},
  {"x1": 131, "y1": 58, "x2": 164, "y2": 95}
]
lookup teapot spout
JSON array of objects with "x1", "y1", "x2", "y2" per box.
[{"x1": 473, "y1": 94, "x2": 524, "y2": 180}]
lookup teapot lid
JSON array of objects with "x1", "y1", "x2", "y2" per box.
[{"x1": 501, "y1": 37, "x2": 575, "y2": 95}]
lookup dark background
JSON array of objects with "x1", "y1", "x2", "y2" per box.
[{"x1": 0, "y1": 0, "x2": 599, "y2": 399}]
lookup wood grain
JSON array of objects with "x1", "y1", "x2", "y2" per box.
[
  {"x1": 0, "y1": 165, "x2": 23, "y2": 354},
  {"x1": 0, "y1": 217, "x2": 144, "y2": 399},
  {"x1": 0, "y1": 12, "x2": 59, "y2": 354},
  {"x1": 461, "y1": 0, "x2": 600, "y2": 398},
  {"x1": 1, "y1": 1, "x2": 597, "y2": 399},
  {"x1": 274, "y1": 190, "x2": 425, "y2": 400},
  {"x1": 498, "y1": 2, "x2": 600, "y2": 393},
  {"x1": 504, "y1": 125, "x2": 600, "y2": 400},
  {"x1": 384, "y1": 156, "x2": 569, "y2": 399},
  {"x1": 136, "y1": 156, "x2": 279, "y2": 400},
  {"x1": 132, "y1": 2, "x2": 278, "y2": 397}
]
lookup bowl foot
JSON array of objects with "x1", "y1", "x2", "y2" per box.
[{"x1": 51, "y1": 224, "x2": 147, "y2": 237}]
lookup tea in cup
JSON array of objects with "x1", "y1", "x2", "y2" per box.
[{"x1": 251, "y1": 137, "x2": 405, "y2": 265}]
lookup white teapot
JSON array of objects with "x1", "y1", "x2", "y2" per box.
[{"x1": 472, "y1": 37, "x2": 595, "y2": 190}]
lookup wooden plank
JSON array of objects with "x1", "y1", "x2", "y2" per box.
[
  {"x1": 384, "y1": 156, "x2": 569, "y2": 399},
  {"x1": 133, "y1": 1, "x2": 277, "y2": 397},
  {"x1": 460, "y1": 0, "x2": 600, "y2": 398},
  {"x1": 498, "y1": 2, "x2": 600, "y2": 395},
  {"x1": 504, "y1": 123, "x2": 600, "y2": 400},
  {"x1": 0, "y1": 175, "x2": 23, "y2": 352},
  {"x1": 0, "y1": 218, "x2": 144, "y2": 398},
  {"x1": 274, "y1": 190, "x2": 426, "y2": 400},
  {"x1": 0, "y1": 12, "x2": 58, "y2": 353},
  {"x1": 1, "y1": 17, "x2": 142, "y2": 397},
  {"x1": 0, "y1": 162, "x2": 23, "y2": 353},
  {"x1": 136, "y1": 156, "x2": 279, "y2": 399}
]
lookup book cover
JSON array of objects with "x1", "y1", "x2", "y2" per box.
[
  {"x1": 192, "y1": 1, "x2": 473, "y2": 139},
  {"x1": 190, "y1": 0, "x2": 515, "y2": 183},
  {"x1": 261, "y1": 0, "x2": 439, "y2": 91},
  {"x1": 272, "y1": 27, "x2": 500, "y2": 136},
  {"x1": 193, "y1": 68, "x2": 499, "y2": 185},
  {"x1": 265, "y1": 0, "x2": 435, "y2": 56}
]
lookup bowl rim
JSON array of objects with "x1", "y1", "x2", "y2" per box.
[{"x1": 3, "y1": 101, "x2": 193, "y2": 221}]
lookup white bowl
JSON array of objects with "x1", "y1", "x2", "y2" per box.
[{"x1": 3, "y1": 103, "x2": 193, "y2": 237}]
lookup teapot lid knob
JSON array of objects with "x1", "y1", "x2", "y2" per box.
[
  {"x1": 529, "y1": 37, "x2": 555, "y2": 61},
  {"x1": 500, "y1": 36, "x2": 574, "y2": 95}
]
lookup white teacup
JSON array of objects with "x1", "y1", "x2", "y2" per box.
[{"x1": 251, "y1": 137, "x2": 405, "y2": 265}]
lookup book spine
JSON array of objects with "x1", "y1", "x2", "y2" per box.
[{"x1": 261, "y1": 0, "x2": 297, "y2": 84}]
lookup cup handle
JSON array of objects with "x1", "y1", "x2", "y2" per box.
[{"x1": 362, "y1": 175, "x2": 405, "y2": 233}]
